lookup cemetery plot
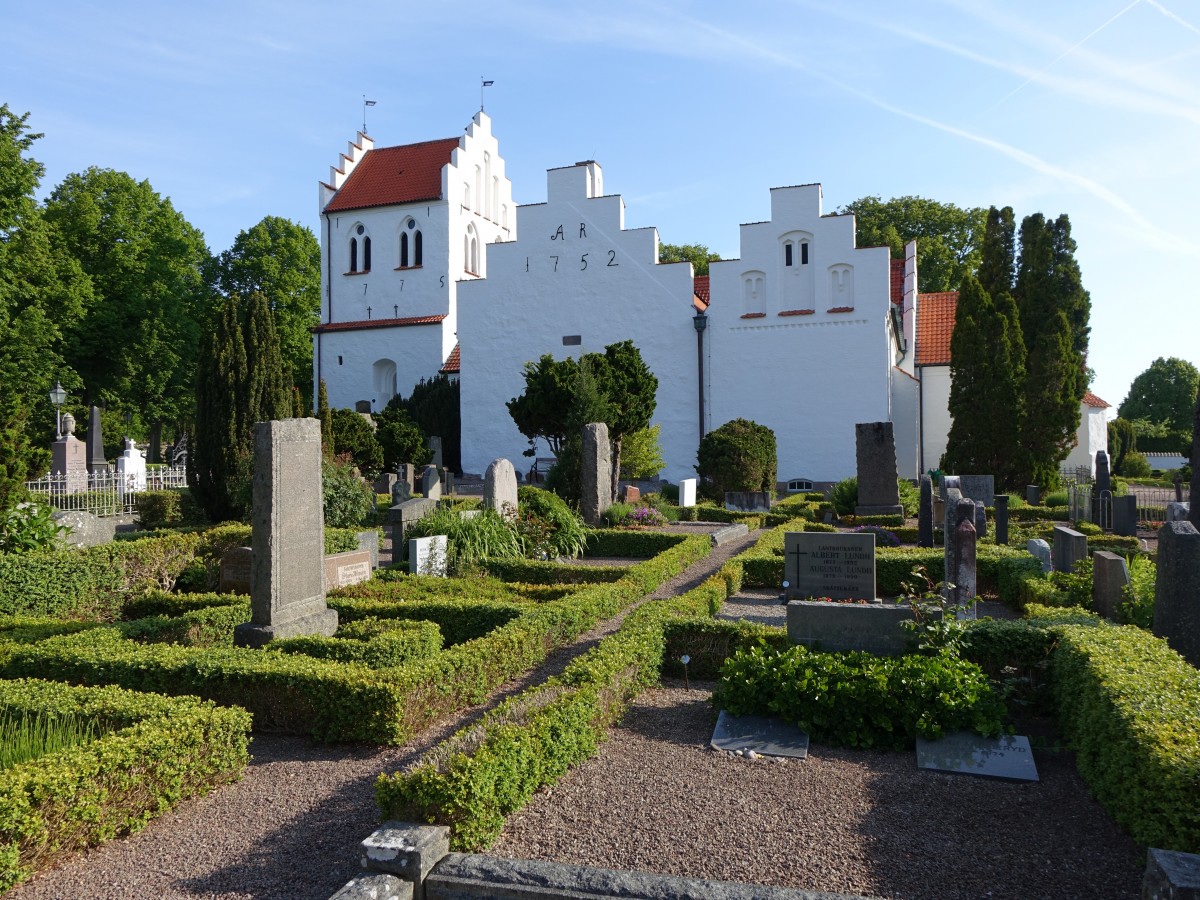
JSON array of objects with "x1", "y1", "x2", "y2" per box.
[{"x1": 916, "y1": 732, "x2": 1039, "y2": 782}]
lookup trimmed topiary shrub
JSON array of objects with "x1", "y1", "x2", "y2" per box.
[{"x1": 695, "y1": 418, "x2": 776, "y2": 502}]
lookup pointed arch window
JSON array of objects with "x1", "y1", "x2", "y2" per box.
[
  {"x1": 348, "y1": 223, "x2": 370, "y2": 274},
  {"x1": 465, "y1": 223, "x2": 480, "y2": 275},
  {"x1": 349, "y1": 238, "x2": 358, "y2": 273},
  {"x1": 399, "y1": 217, "x2": 423, "y2": 269}
]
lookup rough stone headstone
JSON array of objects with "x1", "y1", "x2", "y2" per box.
[
  {"x1": 973, "y1": 500, "x2": 987, "y2": 539},
  {"x1": 1112, "y1": 495, "x2": 1138, "y2": 536},
  {"x1": 115, "y1": 437, "x2": 147, "y2": 494},
  {"x1": 1152, "y1": 520, "x2": 1200, "y2": 667},
  {"x1": 390, "y1": 478, "x2": 412, "y2": 505},
  {"x1": 1094, "y1": 450, "x2": 1113, "y2": 529},
  {"x1": 50, "y1": 426, "x2": 89, "y2": 494},
  {"x1": 442, "y1": 470, "x2": 455, "y2": 496},
  {"x1": 428, "y1": 435, "x2": 443, "y2": 469},
  {"x1": 409, "y1": 534, "x2": 448, "y2": 576},
  {"x1": 854, "y1": 422, "x2": 903, "y2": 516},
  {"x1": 396, "y1": 463, "x2": 415, "y2": 494},
  {"x1": 355, "y1": 530, "x2": 379, "y2": 570},
  {"x1": 933, "y1": 496, "x2": 945, "y2": 529},
  {"x1": 86, "y1": 405, "x2": 107, "y2": 474},
  {"x1": 219, "y1": 546, "x2": 253, "y2": 594},
  {"x1": 1053, "y1": 525, "x2": 1088, "y2": 574},
  {"x1": 420, "y1": 464, "x2": 442, "y2": 500},
  {"x1": 678, "y1": 478, "x2": 697, "y2": 508},
  {"x1": 234, "y1": 418, "x2": 338, "y2": 648},
  {"x1": 1095, "y1": 451, "x2": 1111, "y2": 496},
  {"x1": 580, "y1": 422, "x2": 612, "y2": 526},
  {"x1": 994, "y1": 494, "x2": 1010, "y2": 545},
  {"x1": 1175, "y1": 475, "x2": 1185, "y2": 503},
  {"x1": 374, "y1": 473, "x2": 398, "y2": 496},
  {"x1": 942, "y1": 486, "x2": 965, "y2": 578},
  {"x1": 1092, "y1": 551, "x2": 1131, "y2": 620},
  {"x1": 1026, "y1": 485, "x2": 1042, "y2": 506},
  {"x1": 1027, "y1": 538, "x2": 1052, "y2": 573},
  {"x1": 483, "y1": 458, "x2": 519, "y2": 517},
  {"x1": 950, "y1": 499, "x2": 978, "y2": 617},
  {"x1": 1167, "y1": 502, "x2": 1191, "y2": 522},
  {"x1": 959, "y1": 475, "x2": 995, "y2": 508},
  {"x1": 940, "y1": 475, "x2": 961, "y2": 497},
  {"x1": 783, "y1": 531, "x2": 875, "y2": 601},
  {"x1": 1143, "y1": 847, "x2": 1200, "y2": 900},
  {"x1": 724, "y1": 491, "x2": 771, "y2": 512},
  {"x1": 388, "y1": 497, "x2": 437, "y2": 560},
  {"x1": 918, "y1": 475, "x2": 934, "y2": 548},
  {"x1": 619, "y1": 484, "x2": 641, "y2": 503}
]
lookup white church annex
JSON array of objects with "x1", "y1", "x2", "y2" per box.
[{"x1": 313, "y1": 111, "x2": 1103, "y2": 485}]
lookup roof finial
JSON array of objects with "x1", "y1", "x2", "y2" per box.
[
  {"x1": 362, "y1": 95, "x2": 377, "y2": 135},
  {"x1": 480, "y1": 77, "x2": 494, "y2": 112}
]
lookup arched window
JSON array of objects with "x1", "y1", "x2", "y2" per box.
[
  {"x1": 349, "y1": 238, "x2": 358, "y2": 273},
  {"x1": 349, "y1": 223, "x2": 369, "y2": 273},
  {"x1": 829, "y1": 264, "x2": 854, "y2": 308},
  {"x1": 474, "y1": 165, "x2": 482, "y2": 213},
  {"x1": 780, "y1": 231, "x2": 814, "y2": 310},
  {"x1": 465, "y1": 223, "x2": 479, "y2": 275},
  {"x1": 414, "y1": 230, "x2": 423, "y2": 266},
  {"x1": 400, "y1": 232, "x2": 409, "y2": 269},
  {"x1": 484, "y1": 153, "x2": 492, "y2": 219},
  {"x1": 362, "y1": 236, "x2": 371, "y2": 272},
  {"x1": 463, "y1": 181, "x2": 471, "y2": 208},
  {"x1": 373, "y1": 358, "x2": 398, "y2": 403}
]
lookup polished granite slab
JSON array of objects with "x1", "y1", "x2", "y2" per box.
[
  {"x1": 916, "y1": 731, "x2": 1039, "y2": 782},
  {"x1": 710, "y1": 710, "x2": 809, "y2": 759}
]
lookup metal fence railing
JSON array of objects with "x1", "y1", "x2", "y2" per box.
[{"x1": 25, "y1": 467, "x2": 188, "y2": 517}]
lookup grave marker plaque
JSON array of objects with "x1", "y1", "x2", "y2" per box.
[{"x1": 784, "y1": 531, "x2": 875, "y2": 601}]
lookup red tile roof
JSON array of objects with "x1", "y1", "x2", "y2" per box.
[
  {"x1": 1083, "y1": 391, "x2": 1110, "y2": 409},
  {"x1": 323, "y1": 138, "x2": 461, "y2": 213},
  {"x1": 441, "y1": 342, "x2": 461, "y2": 374},
  {"x1": 312, "y1": 314, "x2": 446, "y2": 334},
  {"x1": 915, "y1": 291, "x2": 959, "y2": 366},
  {"x1": 693, "y1": 275, "x2": 710, "y2": 311},
  {"x1": 890, "y1": 258, "x2": 905, "y2": 306}
]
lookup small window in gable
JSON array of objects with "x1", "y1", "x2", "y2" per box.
[
  {"x1": 801, "y1": 242, "x2": 809, "y2": 265},
  {"x1": 784, "y1": 244, "x2": 793, "y2": 267}
]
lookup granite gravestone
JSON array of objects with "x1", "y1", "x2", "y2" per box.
[
  {"x1": 678, "y1": 478, "x2": 697, "y2": 508},
  {"x1": 918, "y1": 475, "x2": 934, "y2": 548},
  {"x1": 1167, "y1": 502, "x2": 1191, "y2": 522},
  {"x1": 942, "y1": 486, "x2": 965, "y2": 582},
  {"x1": 1027, "y1": 538, "x2": 1052, "y2": 573},
  {"x1": 388, "y1": 497, "x2": 437, "y2": 561},
  {"x1": 941, "y1": 475, "x2": 961, "y2": 496},
  {"x1": 428, "y1": 436, "x2": 443, "y2": 469},
  {"x1": 783, "y1": 531, "x2": 875, "y2": 601},
  {"x1": 219, "y1": 546, "x2": 253, "y2": 594},
  {"x1": 1112, "y1": 495, "x2": 1138, "y2": 537},
  {"x1": 725, "y1": 492, "x2": 771, "y2": 512},
  {"x1": 483, "y1": 458, "x2": 519, "y2": 517},
  {"x1": 409, "y1": 534, "x2": 448, "y2": 576},
  {"x1": 234, "y1": 419, "x2": 338, "y2": 648},
  {"x1": 86, "y1": 405, "x2": 107, "y2": 474},
  {"x1": 580, "y1": 422, "x2": 612, "y2": 526},
  {"x1": 973, "y1": 500, "x2": 987, "y2": 538},
  {"x1": 420, "y1": 464, "x2": 442, "y2": 501},
  {"x1": 916, "y1": 733, "x2": 1038, "y2": 782},
  {"x1": 994, "y1": 494, "x2": 1010, "y2": 545},
  {"x1": 1026, "y1": 485, "x2": 1042, "y2": 506},
  {"x1": 50, "y1": 414, "x2": 88, "y2": 494},
  {"x1": 1092, "y1": 551, "x2": 1130, "y2": 620},
  {"x1": 950, "y1": 499, "x2": 978, "y2": 616},
  {"x1": 1053, "y1": 525, "x2": 1088, "y2": 574},
  {"x1": 1094, "y1": 450, "x2": 1112, "y2": 529},
  {"x1": 959, "y1": 475, "x2": 995, "y2": 508},
  {"x1": 854, "y1": 422, "x2": 903, "y2": 516},
  {"x1": 1152, "y1": 520, "x2": 1200, "y2": 667}
]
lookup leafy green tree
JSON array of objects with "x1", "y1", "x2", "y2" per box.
[
  {"x1": 399, "y1": 374, "x2": 460, "y2": 474},
  {"x1": 619, "y1": 424, "x2": 666, "y2": 480},
  {"x1": 545, "y1": 355, "x2": 612, "y2": 503},
  {"x1": 658, "y1": 242, "x2": 720, "y2": 276},
  {"x1": 375, "y1": 398, "x2": 431, "y2": 470},
  {"x1": 1013, "y1": 213, "x2": 1091, "y2": 487},
  {"x1": 589, "y1": 340, "x2": 657, "y2": 494},
  {"x1": 187, "y1": 293, "x2": 291, "y2": 522},
  {"x1": 1118, "y1": 357, "x2": 1200, "y2": 434},
  {"x1": 0, "y1": 105, "x2": 91, "y2": 483},
  {"x1": 837, "y1": 196, "x2": 987, "y2": 292},
  {"x1": 330, "y1": 408, "x2": 384, "y2": 479},
  {"x1": 695, "y1": 418, "x2": 777, "y2": 501},
  {"x1": 507, "y1": 354, "x2": 577, "y2": 457},
  {"x1": 44, "y1": 166, "x2": 213, "y2": 457},
  {"x1": 211, "y1": 216, "x2": 321, "y2": 407},
  {"x1": 1107, "y1": 417, "x2": 1137, "y2": 476}
]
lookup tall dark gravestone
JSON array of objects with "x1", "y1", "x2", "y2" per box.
[
  {"x1": 854, "y1": 422, "x2": 903, "y2": 516},
  {"x1": 234, "y1": 419, "x2": 338, "y2": 648},
  {"x1": 917, "y1": 475, "x2": 934, "y2": 548},
  {"x1": 1152, "y1": 520, "x2": 1200, "y2": 667},
  {"x1": 86, "y1": 405, "x2": 107, "y2": 474},
  {"x1": 994, "y1": 494, "x2": 1009, "y2": 545},
  {"x1": 1094, "y1": 450, "x2": 1112, "y2": 530}
]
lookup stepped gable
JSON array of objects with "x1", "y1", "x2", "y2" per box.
[{"x1": 324, "y1": 137, "x2": 461, "y2": 213}]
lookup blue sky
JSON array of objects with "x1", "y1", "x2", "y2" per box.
[{"x1": 4, "y1": 0, "x2": 1198, "y2": 414}]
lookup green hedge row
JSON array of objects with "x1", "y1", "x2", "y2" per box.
[
  {"x1": 328, "y1": 597, "x2": 524, "y2": 646},
  {"x1": 0, "y1": 536, "x2": 712, "y2": 744},
  {"x1": 1049, "y1": 621, "x2": 1200, "y2": 852},
  {"x1": 584, "y1": 529, "x2": 689, "y2": 558},
  {"x1": 662, "y1": 617, "x2": 789, "y2": 679},
  {"x1": 1010, "y1": 505, "x2": 1070, "y2": 522},
  {"x1": 675, "y1": 504, "x2": 766, "y2": 528},
  {"x1": 376, "y1": 547, "x2": 726, "y2": 849},
  {"x1": 481, "y1": 559, "x2": 628, "y2": 584},
  {"x1": 336, "y1": 574, "x2": 568, "y2": 604},
  {"x1": 274, "y1": 619, "x2": 443, "y2": 668},
  {"x1": 0, "y1": 678, "x2": 251, "y2": 891}
]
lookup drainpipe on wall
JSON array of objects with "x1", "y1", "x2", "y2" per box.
[
  {"x1": 693, "y1": 313, "x2": 708, "y2": 443},
  {"x1": 917, "y1": 366, "x2": 925, "y2": 475}
]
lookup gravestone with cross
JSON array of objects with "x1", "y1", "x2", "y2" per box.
[{"x1": 783, "y1": 531, "x2": 876, "y2": 601}]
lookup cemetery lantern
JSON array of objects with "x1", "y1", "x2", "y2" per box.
[{"x1": 49, "y1": 382, "x2": 67, "y2": 439}]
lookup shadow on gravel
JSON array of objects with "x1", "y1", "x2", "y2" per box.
[{"x1": 608, "y1": 682, "x2": 718, "y2": 750}]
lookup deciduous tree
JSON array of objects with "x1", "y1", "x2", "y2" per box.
[
  {"x1": 658, "y1": 242, "x2": 720, "y2": 276},
  {"x1": 1118, "y1": 357, "x2": 1200, "y2": 435}
]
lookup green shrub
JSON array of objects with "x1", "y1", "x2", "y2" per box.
[
  {"x1": 322, "y1": 456, "x2": 376, "y2": 528},
  {"x1": 118, "y1": 603, "x2": 249, "y2": 648},
  {"x1": 695, "y1": 418, "x2": 776, "y2": 502},
  {"x1": 1049, "y1": 622, "x2": 1200, "y2": 851},
  {"x1": 830, "y1": 477, "x2": 857, "y2": 515},
  {"x1": 0, "y1": 549, "x2": 124, "y2": 621},
  {"x1": 662, "y1": 618, "x2": 788, "y2": 679},
  {"x1": 406, "y1": 507, "x2": 524, "y2": 575},
  {"x1": 122, "y1": 590, "x2": 244, "y2": 620},
  {"x1": 514, "y1": 487, "x2": 588, "y2": 558},
  {"x1": 328, "y1": 595, "x2": 524, "y2": 646},
  {"x1": 585, "y1": 529, "x2": 686, "y2": 558},
  {"x1": 0, "y1": 678, "x2": 250, "y2": 890},
  {"x1": 896, "y1": 479, "x2": 920, "y2": 516},
  {"x1": 135, "y1": 491, "x2": 184, "y2": 530},
  {"x1": 600, "y1": 502, "x2": 632, "y2": 527},
  {"x1": 1120, "y1": 451, "x2": 1152, "y2": 479},
  {"x1": 1119, "y1": 555, "x2": 1155, "y2": 628},
  {"x1": 273, "y1": 618, "x2": 443, "y2": 668},
  {"x1": 712, "y1": 644, "x2": 1006, "y2": 750},
  {"x1": 0, "y1": 504, "x2": 69, "y2": 555}
]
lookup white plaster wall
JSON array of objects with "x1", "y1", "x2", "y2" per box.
[
  {"x1": 706, "y1": 184, "x2": 895, "y2": 482},
  {"x1": 919, "y1": 365, "x2": 952, "y2": 473},
  {"x1": 313, "y1": 324, "x2": 445, "y2": 412},
  {"x1": 457, "y1": 162, "x2": 699, "y2": 480},
  {"x1": 891, "y1": 367, "x2": 920, "y2": 479},
  {"x1": 1063, "y1": 406, "x2": 1109, "y2": 475}
]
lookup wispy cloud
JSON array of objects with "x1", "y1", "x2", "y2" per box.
[{"x1": 1144, "y1": 0, "x2": 1200, "y2": 35}]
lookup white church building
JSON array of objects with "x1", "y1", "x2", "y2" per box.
[{"x1": 313, "y1": 111, "x2": 1105, "y2": 484}]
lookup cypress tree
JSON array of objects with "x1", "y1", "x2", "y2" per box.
[
  {"x1": 1013, "y1": 213, "x2": 1089, "y2": 488},
  {"x1": 317, "y1": 379, "x2": 332, "y2": 455},
  {"x1": 942, "y1": 277, "x2": 990, "y2": 475},
  {"x1": 243, "y1": 291, "x2": 290, "y2": 426},
  {"x1": 976, "y1": 206, "x2": 1015, "y2": 301}
]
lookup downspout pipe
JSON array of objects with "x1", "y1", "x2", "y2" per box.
[{"x1": 693, "y1": 313, "x2": 708, "y2": 443}]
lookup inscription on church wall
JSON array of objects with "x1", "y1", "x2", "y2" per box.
[{"x1": 524, "y1": 222, "x2": 619, "y2": 273}]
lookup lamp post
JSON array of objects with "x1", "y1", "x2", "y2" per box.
[{"x1": 49, "y1": 382, "x2": 67, "y2": 440}]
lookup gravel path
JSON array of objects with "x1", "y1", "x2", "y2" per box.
[{"x1": 8, "y1": 527, "x2": 1148, "y2": 899}]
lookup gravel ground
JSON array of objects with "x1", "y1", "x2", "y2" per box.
[{"x1": 8, "y1": 527, "x2": 1147, "y2": 899}]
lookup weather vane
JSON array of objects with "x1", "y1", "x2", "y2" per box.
[
  {"x1": 480, "y1": 77, "x2": 494, "y2": 111},
  {"x1": 362, "y1": 95, "x2": 377, "y2": 135}
]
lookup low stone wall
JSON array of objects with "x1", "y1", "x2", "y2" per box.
[
  {"x1": 331, "y1": 821, "x2": 877, "y2": 900},
  {"x1": 785, "y1": 600, "x2": 916, "y2": 656}
]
